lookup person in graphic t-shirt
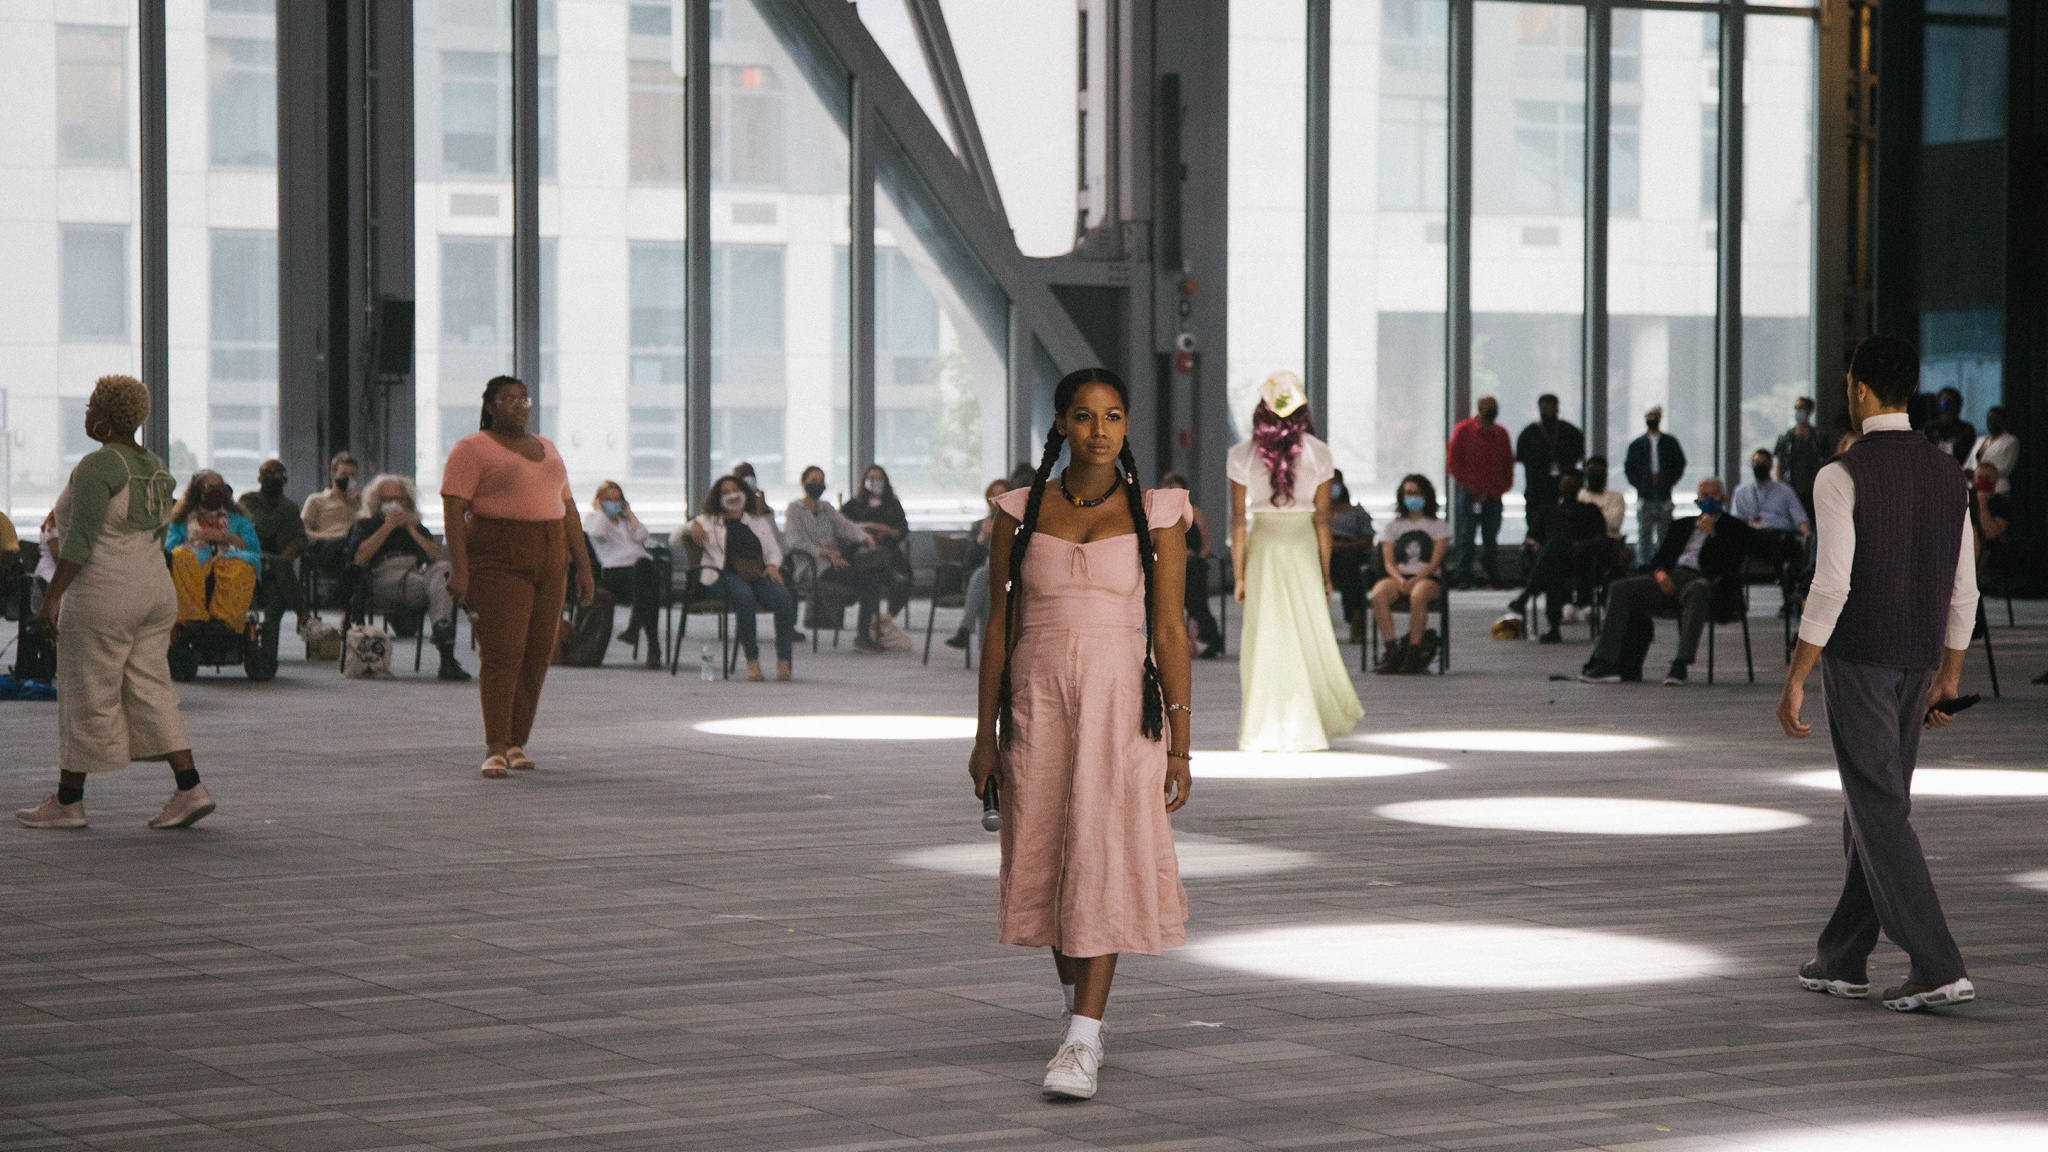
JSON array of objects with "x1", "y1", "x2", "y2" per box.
[{"x1": 1369, "y1": 473, "x2": 1451, "y2": 674}]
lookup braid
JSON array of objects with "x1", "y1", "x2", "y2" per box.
[
  {"x1": 996, "y1": 424, "x2": 1066, "y2": 749},
  {"x1": 1120, "y1": 443, "x2": 1165, "y2": 741}
]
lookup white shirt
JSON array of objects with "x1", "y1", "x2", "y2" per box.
[
  {"x1": 1226, "y1": 434, "x2": 1335, "y2": 512},
  {"x1": 1797, "y1": 413, "x2": 1979, "y2": 651},
  {"x1": 677, "y1": 512, "x2": 783, "y2": 586},
  {"x1": 1580, "y1": 488, "x2": 1625, "y2": 539},
  {"x1": 1966, "y1": 431, "x2": 2017, "y2": 494},
  {"x1": 582, "y1": 509, "x2": 652, "y2": 569}
]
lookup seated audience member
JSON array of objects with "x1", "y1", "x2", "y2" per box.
[
  {"x1": 1326, "y1": 468, "x2": 1375, "y2": 645},
  {"x1": 731, "y1": 461, "x2": 781, "y2": 538},
  {"x1": 347, "y1": 474, "x2": 468, "y2": 681},
  {"x1": 0, "y1": 509, "x2": 17, "y2": 579},
  {"x1": 1508, "y1": 468, "x2": 1609, "y2": 642},
  {"x1": 683, "y1": 474, "x2": 796, "y2": 681},
  {"x1": 1579, "y1": 455, "x2": 1627, "y2": 543},
  {"x1": 785, "y1": 465, "x2": 889, "y2": 653},
  {"x1": 1972, "y1": 462, "x2": 2012, "y2": 564},
  {"x1": 1579, "y1": 477, "x2": 1756, "y2": 686},
  {"x1": 583, "y1": 480, "x2": 662, "y2": 669},
  {"x1": 1731, "y1": 448, "x2": 1811, "y2": 609},
  {"x1": 841, "y1": 464, "x2": 913, "y2": 645},
  {"x1": 945, "y1": 478, "x2": 1009, "y2": 652},
  {"x1": 1965, "y1": 405, "x2": 2016, "y2": 494},
  {"x1": 165, "y1": 471, "x2": 262, "y2": 630},
  {"x1": 1370, "y1": 474, "x2": 1451, "y2": 674},
  {"x1": 237, "y1": 459, "x2": 313, "y2": 637},
  {"x1": 1159, "y1": 473, "x2": 1225, "y2": 658},
  {"x1": 301, "y1": 451, "x2": 361, "y2": 575}
]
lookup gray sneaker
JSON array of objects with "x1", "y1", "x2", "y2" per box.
[
  {"x1": 16, "y1": 795, "x2": 87, "y2": 829},
  {"x1": 148, "y1": 784, "x2": 216, "y2": 829}
]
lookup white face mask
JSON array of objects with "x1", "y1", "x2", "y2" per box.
[
  {"x1": 721, "y1": 491, "x2": 747, "y2": 512},
  {"x1": 381, "y1": 500, "x2": 406, "y2": 517},
  {"x1": 865, "y1": 477, "x2": 885, "y2": 496}
]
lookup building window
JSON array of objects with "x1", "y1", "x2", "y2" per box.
[
  {"x1": 713, "y1": 244, "x2": 785, "y2": 388},
  {"x1": 629, "y1": 3, "x2": 672, "y2": 37},
  {"x1": 442, "y1": 51, "x2": 504, "y2": 175},
  {"x1": 60, "y1": 398, "x2": 96, "y2": 472},
  {"x1": 209, "y1": 37, "x2": 276, "y2": 167},
  {"x1": 1609, "y1": 103, "x2": 1638, "y2": 218},
  {"x1": 712, "y1": 65, "x2": 783, "y2": 186},
  {"x1": 630, "y1": 60, "x2": 686, "y2": 183},
  {"x1": 209, "y1": 403, "x2": 274, "y2": 483},
  {"x1": 210, "y1": 0, "x2": 276, "y2": 11},
  {"x1": 1923, "y1": 23, "x2": 2007, "y2": 144},
  {"x1": 1379, "y1": 96, "x2": 1447, "y2": 210},
  {"x1": 630, "y1": 406, "x2": 682, "y2": 478},
  {"x1": 57, "y1": 25, "x2": 127, "y2": 167},
  {"x1": 630, "y1": 242, "x2": 686, "y2": 385},
  {"x1": 210, "y1": 231, "x2": 278, "y2": 381},
  {"x1": 1512, "y1": 99, "x2": 1583, "y2": 213},
  {"x1": 442, "y1": 237, "x2": 509, "y2": 347},
  {"x1": 61, "y1": 225, "x2": 128, "y2": 342},
  {"x1": 1382, "y1": 0, "x2": 1447, "y2": 74},
  {"x1": 1701, "y1": 103, "x2": 1719, "y2": 219}
]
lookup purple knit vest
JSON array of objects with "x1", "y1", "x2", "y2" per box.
[{"x1": 1827, "y1": 429, "x2": 1969, "y2": 668}]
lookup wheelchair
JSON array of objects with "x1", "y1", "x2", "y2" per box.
[{"x1": 165, "y1": 561, "x2": 284, "y2": 683}]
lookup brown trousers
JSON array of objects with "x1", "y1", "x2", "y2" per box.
[{"x1": 466, "y1": 517, "x2": 567, "y2": 751}]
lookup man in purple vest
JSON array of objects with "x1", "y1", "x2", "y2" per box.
[{"x1": 1776, "y1": 334, "x2": 1980, "y2": 1013}]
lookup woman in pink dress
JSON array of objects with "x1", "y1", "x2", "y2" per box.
[{"x1": 967, "y1": 368, "x2": 1194, "y2": 1101}]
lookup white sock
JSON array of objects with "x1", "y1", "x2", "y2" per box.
[
  {"x1": 1063, "y1": 1013, "x2": 1102, "y2": 1053},
  {"x1": 1062, "y1": 984, "x2": 1075, "y2": 1014}
]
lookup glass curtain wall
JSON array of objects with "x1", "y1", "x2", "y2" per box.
[
  {"x1": 0, "y1": 6, "x2": 144, "y2": 519},
  {"x1": 938, "y1": 0, "x2": 1077, "y2": 258},
  {"x1": 1608, "y1": 7, "x2": 1717, "y2": 482},
  {"x1": 1741, "y1": 14, "x2": 1816, "y2": 460},
  {"x1": 1329, "y1": 0, "x2": 1449, "y2": 500},
  {"x1": 1227, "y1": 0, "x2": 1308, "y2": 439}
]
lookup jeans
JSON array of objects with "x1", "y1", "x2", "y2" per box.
[
  {"x1": 1452, "y1": 488, "x2": 1502, "y2": 586},
  {"x1": 1636, "y1": 498, "x2": 1674, "y2": 567},
  {"x1": 721, "y1": 571, "x2": 796, "y2": 662},
  {"x1": 961, "y1": 564, "x2": 991, "y2": 637},
  {"x1": 1591, "y1": 568, "x2": 1710, "y2": 668}
]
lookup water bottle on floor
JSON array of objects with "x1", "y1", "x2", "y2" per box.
[{"x1": 699, "y1": 645, "x2": 715, "y2": 682}]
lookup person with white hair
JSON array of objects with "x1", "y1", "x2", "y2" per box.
[
  {"x1": 16, "y1": 375, "x2": 216, "y2": 831},
  {"x1": 1227, "y1": 371, "x2": 1362, "y2": 751},
  {"x1": 344, "y1": 473, "x2": 468, "y2": 681}
]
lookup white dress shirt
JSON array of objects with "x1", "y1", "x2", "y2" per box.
[
  {"x1": 1797, "y1": 412, "x2": 1979, "y2": 651},
  {"x1": 1965, "y1": 431, "x2": 2017, "y2": 494},
  {"x1": 583, "y1": 509, "x2": 652, "y2": 569}
]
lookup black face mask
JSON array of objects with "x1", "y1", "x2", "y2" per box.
[
  {"x1": 260, "y1": 476, "x2": 286, "y2": 496},
  {"x1": 1753, "y1": 466, "x2": 1772, "y2": 483},
  {"x1": 1330, "y1": 485, "x2": 1348, "y2": 504},
  {"x1": 1646, "y1": 420, "x2": 1661, "y2": 433},
  {"x1": 804, "y1": 480, "x2": 827, "y2": 500},
  {"x1": 334, "y1": 474, "x2": 352, "y2": 492}
]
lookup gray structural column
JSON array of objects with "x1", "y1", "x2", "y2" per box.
[
  {"x1": 1447, "y1": 0, "x2": 1475, "y2": 436},
  {"x1": 685, "y1": 0, "x2": 712, "y2": 505},
  {"x1": 512, "y1": 0, "x2": 542, "y2": 404},
  {"x1": 140, "y1": 0, "x2": 169, "y2": 458},
  {"x1": 1305, "y1": 0, "x2": 1331, "y2": 433},
  {"x1": 1718, "y1": 8, "x2": 1747, "y2": 484},
  {"x1": 849, "y1": 78, "x2": 878, "y2": 487},
  {"x1": 1583, "y1": 1, "x2": 1611, "y2": 458}
]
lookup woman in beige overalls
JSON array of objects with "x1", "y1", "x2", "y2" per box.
[{"x1": 15, "y1": 376, "x2": 216, "y2": 831}]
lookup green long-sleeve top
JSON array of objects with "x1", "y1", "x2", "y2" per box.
[{"x1": 58, "y1": 446, "x2": 176, "y2": 567}]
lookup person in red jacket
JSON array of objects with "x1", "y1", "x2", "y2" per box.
[{"x1": 1446, "y1": 394, "x2": 1513, "y2": 588}]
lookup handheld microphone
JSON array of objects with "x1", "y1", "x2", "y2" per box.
[
  {"x1": 1929, "y1": 693, "x2": 1981, "y2": 717},
  {"x1": 980, "y1": 776, "x2": 1002, "y2": 832}
]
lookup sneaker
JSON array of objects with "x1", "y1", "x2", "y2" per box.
[
  {"x1": 943, "y1": 629, "x2": 970, "y2": 650},
  {"x1": 1041, "y1": 1040, "x2": 1101, "y2": 1100},
  {"x1": 1538, "y1": 628, "x2": 1563, "y2": 644},
  {"x1": 1798, "y1": 960, "x2": 1869, "y2": 999},
  {"x1": 1662, "y1": 661, "x2": 1688, "y2": 686},
  {"x1": 1577, "y1": 660, "x2": 1623, "y2": 684},
  {"x1": 148, "y1": 784, "x2": 215, "y2": 830},
  {"x1": 1882, "y1": 976, "x2": 1975, "y2": 1012},
  {"x1": 853, "y1": 633, "x2": 886, "y2": 654},
  {"x1": 16, "y1": 795, "x2": 87, "y2": 829}
]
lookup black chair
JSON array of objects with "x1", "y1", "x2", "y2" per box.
[
  {"x1": 1701, "y1": 574, "x2": 1754, "y2": 685},
  {"x1": 665, "y1": 537, "x2": 733, "y2": 678},
  {"x1": 1213, "y1": 546, "x2": 1232, "y2": 655},
  {"x1": 1975, "y1": 600, "x2": 2001, "y2": 698},
  {"x1": 922, "y1": 532, "x2": 973, "y2": 667},
  {"x1": 785, "y1": 550, "x2": 858, "y2": 651},
  {"x1": 1983, "y1": 536, "x2": 2022, "y2": 628}
]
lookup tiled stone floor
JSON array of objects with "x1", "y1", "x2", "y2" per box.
[{"x1": 2, "y1": 595, "x2": 2045, "y2": 1150}]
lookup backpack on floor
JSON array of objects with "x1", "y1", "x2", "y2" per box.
[
  {"x1": 554, "y1": 587, "x2": 617, "y2": 667},
  {"x1": 342, "y1": 624, "x2": 394, "y2": 679},
  {"x1": 1616, "y1": 614, "x2": 1655, "y2": 682}
]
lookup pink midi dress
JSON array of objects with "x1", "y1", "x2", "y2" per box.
[{"x1": 993, "y1": 486, "x2": 1190, "y2": 958}]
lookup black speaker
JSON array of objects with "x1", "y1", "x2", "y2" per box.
[
  {"x1": 1158, "y1": 73, "x2": 1185, "y2": 271},
  {"x1": 375, "y1": 297, "x2": 414, "y2": 375}
]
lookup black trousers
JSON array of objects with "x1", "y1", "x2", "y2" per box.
[
  {"x1": 1521, "y1": 539, "x2": 1602, "y2": 628},
  {"x1": 1814, "y1": 655, "x2": 1966, "y2": 986},
  {"x1": 1184, "y1": 555, "x2": 1222, "y2": 649},
  {"x1": 601, "y1": 559, "x2": 662, "y2": 643},
  {"x1": 1329, "y1": 545, "x2": 1370, "y2": 625}
]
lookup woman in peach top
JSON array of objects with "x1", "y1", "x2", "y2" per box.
[{"x1": 441, "y1": 376, "x2": 595, "y2": 778}]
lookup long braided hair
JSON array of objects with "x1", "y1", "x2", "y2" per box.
[{"x1": 995, "y1": 369, "x2": 1165, "y2": 751}]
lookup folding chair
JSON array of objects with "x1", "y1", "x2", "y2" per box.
[
  {"x1": 665, "y1": 537, "x2": 733, "y2": 678},
  {"x1": 922, "y1": 532, "x2": 973, "y2": 667}
]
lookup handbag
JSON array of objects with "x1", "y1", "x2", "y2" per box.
[
  {"x1": 730, "y1": 556, "x2": 767, "y2": 582},
  {"x1": 342, "y1": 623, "x2": 393, "y2": 679}
]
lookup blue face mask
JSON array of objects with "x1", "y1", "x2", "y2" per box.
[
  {"x1": 601, "y1": 500, "x2": 624, "y2": 517},
  {"x1": 1403, "y1": 495, "x2": 1426, "y2": 513},
  {"x1": 1697, "y1": 497, "x2": 1724, "y2": 517}
]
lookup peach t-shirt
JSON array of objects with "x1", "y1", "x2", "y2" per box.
[{"x1": 441, "y1": 431, "x2": 573, "y2": 521}]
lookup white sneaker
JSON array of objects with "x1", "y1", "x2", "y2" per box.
[
  {"x1": 1041, "y1": 1040, "x2": 1100, "y2": 1100},
  {"x1": 148, "y1": 784, "x2": 215, "y2": 829},
  {"x1": 16, "y1": 795, "x2": 87, "y2": 829}
]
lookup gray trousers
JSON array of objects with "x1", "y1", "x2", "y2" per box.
[
  {"x1": 1814, "y1": 655, "x2": 1966, "y2": 986},
  {"x1": 369, "y1": 556, "x2": 457, "y2": 634},
  {"x1": 1591, "y1": 568, "x2": 1711, "y2": 667}
]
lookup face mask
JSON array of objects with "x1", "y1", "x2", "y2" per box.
[
  {"x1": 381, "y1": 500, "x2": 406, "y2": 517},
  {"x1": 201, "y1": 488, "x2": 229, "y2": 511},
  {"x1": 804, "y1": 480, "x2": 827, "y2": 500},
  {"x1": 260, "y1": 475, "x2": 286, "y2": 495},
  {"x1": 1697, "y1": 497, "x2": 1723, "y2": 517},
  {"x1": 1794, "y1": 409, "x2": 1811, "y2": 425},
  {"x1": 335, "y1": 474, "x2": 352, "y2": 492},
  {"x1": 1753, "y1": 466, "x2": 1772, "y2": 483},
  {"x1": 1646, "y1": 420, "x2": 1661, "y2": 433},
  {"x1": 1330, "y1": 485, "x2": 1348, "y2": 504},
  {"x1": 721, "y1": 492, "x2": 747, "y2": 512},
  {"x1": 865, "y1": 477, "x2": 885, "y2": 496},
  {"x1": 1940, "y1": 399, "x2": 1959, "y2": 416},
  {"x1": 1975, "y1": 476, "x2": 1996, "y2": 493},
  {"x1": 1402, "y1": 495, "x2": 1426, "y2": 513},
  {"x1": 601, "y1": 500, "x2": 624, "y2": 517}
]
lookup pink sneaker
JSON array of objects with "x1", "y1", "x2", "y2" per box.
[
  {"x1": 16, "y1": 795, "x2": 87, "y2": 829},
  {"x1": 148, "y1": 784, "x2": 215, "y2": 829}
]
